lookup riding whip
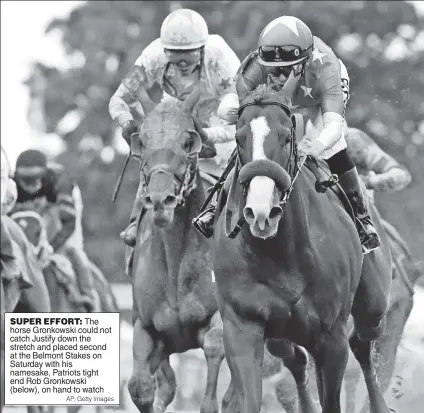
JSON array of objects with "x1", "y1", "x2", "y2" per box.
[
  {"x1": 112, "y1": 152, "x2": 131, "y2": 202},
  {"x1": 199, "y1": 148, "x2": 238, "y2": 212}
]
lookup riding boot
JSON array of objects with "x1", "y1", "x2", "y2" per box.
[
  {"x1": 120, "y1": 189, "x2": 144, "y2": 247},
  {"x1": 192, "y1": 202, "x2": 217, "y2": 239},
  {"x1": 193, "y1": 147, "x2": 238, "y2": 239},
  {"x1": 337, "y1": 166, "x2": 381, "y2": 253}
]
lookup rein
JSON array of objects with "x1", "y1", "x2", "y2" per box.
[{"x1": 226, "y1": 101, "x2": 306, "y2": 238}]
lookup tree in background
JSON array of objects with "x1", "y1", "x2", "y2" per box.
[{"x1": 24, "y1": 1, "x2": 424, "y2": 282}]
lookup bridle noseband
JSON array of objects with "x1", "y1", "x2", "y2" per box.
[
  {"x1": 224, "y1": 99, "x2": 306, "y2": 239},
  {"x1": 237, "y1": 100, "x2": 305, "y2": 207},
  {"x1": 137, "y1": 148, "x2": 199, "y2": 208}
]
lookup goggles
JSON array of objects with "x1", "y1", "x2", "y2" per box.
[
  {"x1": 15, "y1": 166, "x2": 46, "y2": 179},
  {"x1": 164, "y1": 48, "x2": 201, "y2": 69},
  {"x1": 258, "y1": 45, "x2": 311, "y2": 65}
]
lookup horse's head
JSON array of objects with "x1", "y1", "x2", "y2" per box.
[
  {"x1": 133, "y1": 86, "x2": 209, "y2": 228},
  {"x1": 10, "y1": 210, "x2": 50, "y2": 259},
  {"x1": 236, "y1": 77, "x2": 299, "y2": 239}
]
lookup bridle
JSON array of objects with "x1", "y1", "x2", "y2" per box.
[
  {"x1": 237, "y1": 99, "x2": 305, "y2": 207},
  {"x1": 135, "y1": 147, "x2": 199, "y2": 208},
  {"x1": 225, "y1": 99, "x2": 306, "y2": 239}
]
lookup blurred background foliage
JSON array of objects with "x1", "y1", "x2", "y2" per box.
[{"x1": 24, "y1": 1, "x2": 424, "y2": 282}]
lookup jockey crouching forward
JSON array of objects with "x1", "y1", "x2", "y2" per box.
[
  {"x1": 11, "y1": 149, "x2": 96, "y2": 311},
  {"x1": 344, "y1": 128, "x2": 412, "y2": 201},
  {"x1": 108, "y1": 8, "x2": 241, "y2": 247},
  {"x1": 193, "y1": 15, "x2": 381, "y2": 253}
]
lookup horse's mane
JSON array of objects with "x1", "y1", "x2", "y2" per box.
[
  {"x1": 152, "y1": 99, "x2": 186, "y2": 115},
  {"x1": 240, "y1": 84, "x2": 289, "y2": 108}
]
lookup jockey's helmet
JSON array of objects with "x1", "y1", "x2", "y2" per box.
[
  {"x1": 160, "y1": 9, "x2": 209, "y2": 50},
  {"x1": 258, "y1": 16, "x2": 314, "y2": 67},
  {"x1": 15, "y1": 149, "x2": 48, "y2": 194}
]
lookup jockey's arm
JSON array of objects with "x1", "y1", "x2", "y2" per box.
[
  {"x1": 202, "y1": 83, "x2": 238, "y2": 144},
  {"x1": 352, "y1": 129, "x2": 412, "y2": 192},
  {"x1": 202, "y1": 62, "x2": 260, "y2": 144},
  {"x1": 48, "y1": 170, "x2": 77, "y2": 251},
  {"x1": 314, "y1": 69, "x2": 346, "y2": 151},
  {"x1": 315, "y1": 112, "x2": 345, "y2": 150},
  {"x1": 109, "y1": 63, "x2": 150, "y2": 128}
]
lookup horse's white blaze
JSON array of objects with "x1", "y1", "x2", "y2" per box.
[
  {"x1": 246, "y1": 176, "x2": 276, "y2": 217},
  {"x1": 246, "y1": 116, "x2": 275, "y2": 224},
  {"x1": 250, "y1": 116, "x2": 271, "y2": 160}
]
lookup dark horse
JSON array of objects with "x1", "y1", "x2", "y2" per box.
[
  {"x1": 127, "y1": 86, "x2": 231, "y2": 413},
  {"x1": 211, "y1": 82, "x2": 392, "y2": 413}
]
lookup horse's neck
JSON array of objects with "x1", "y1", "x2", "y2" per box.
[{"x1": 153, "y1": 174, "x2": 206, "y2": 272}]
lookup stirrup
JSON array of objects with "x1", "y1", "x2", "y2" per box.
[
  {"x1": 356, "y1": 217, "x2": 381, "y2": 254},
  {"x1": 120, "y1": 221, "x2": 137, "y2": 247},
  {"x1": 192, "y1": 205, "x2": 216, "y2": 239}
]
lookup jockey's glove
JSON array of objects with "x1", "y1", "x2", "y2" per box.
[
  {"x1": 298, "y1": 139, "x2": 326, "y2": 158},
  {"x1": 122, "y1": 120, "x2": 139, "y2": 145}
]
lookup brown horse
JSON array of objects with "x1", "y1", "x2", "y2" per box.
[
  {"x1": 210, "y1": 84, "x2": 392, "y2": 413},
  {"x1": 1, "y1": 215, "x2": 51, "y2": 413},
  {"x1": 126, "y1": 86, "x2": 235, "y2": 413},
  {"x1": 270, "y1": 216, "x2": 422, "y2": 413}
]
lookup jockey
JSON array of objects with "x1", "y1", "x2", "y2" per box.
[
  {"x1": 345, "y1": 128, "x2": 411, "y2": 198},
  {"x1": 11, "y1": 149, "x2": 96, "y2": 311},
  {"x1": 193, "y1": 16, "x2": 381, "y2": 253},
  {"x1": 108, "y1": 8, "x2": 240, "y2": 247}
]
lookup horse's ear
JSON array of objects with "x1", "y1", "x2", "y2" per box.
[
  {"x1": 281, "y1": 71, "x2": 301, "y2": 105},
  {"x1": 191, "y1": 116, "x2": 209, "y2": 142},
  {"x1": 186, "y1": 129, "x2": 216, "y2": 158},
  {"x1": 186, "y1": 130, "x2": 203, "y2": 154}
]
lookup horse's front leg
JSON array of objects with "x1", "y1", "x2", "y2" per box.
[
  {"x1": 198, "y1": 311, "x2": 226, "y2": 413},
  {"x1": 267, "y1": 338, "x2": 319, "y2": 413},
  {"x1": 221, "y1": 305, "x2": 265, "y2": 413},
  {"x1": 349, "y1": 330, "x2": 391, "y2": 413},
  {"x1": 153, "y1": 358, "x2": 176, "y2": 413},
  {"x1": 312, "y1": 323, "x2": 350, "y2": 413},
  {"x1": 128, "y1": 317, "x2": 165, "y2": 413}
]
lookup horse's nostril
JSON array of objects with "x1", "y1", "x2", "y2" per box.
[
  {"x1": 244, "y1": 207, "x2": 255, "y2": 221},
  {"x1": 269, "y1": 207, "x2": 283, "y2": 220}
]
